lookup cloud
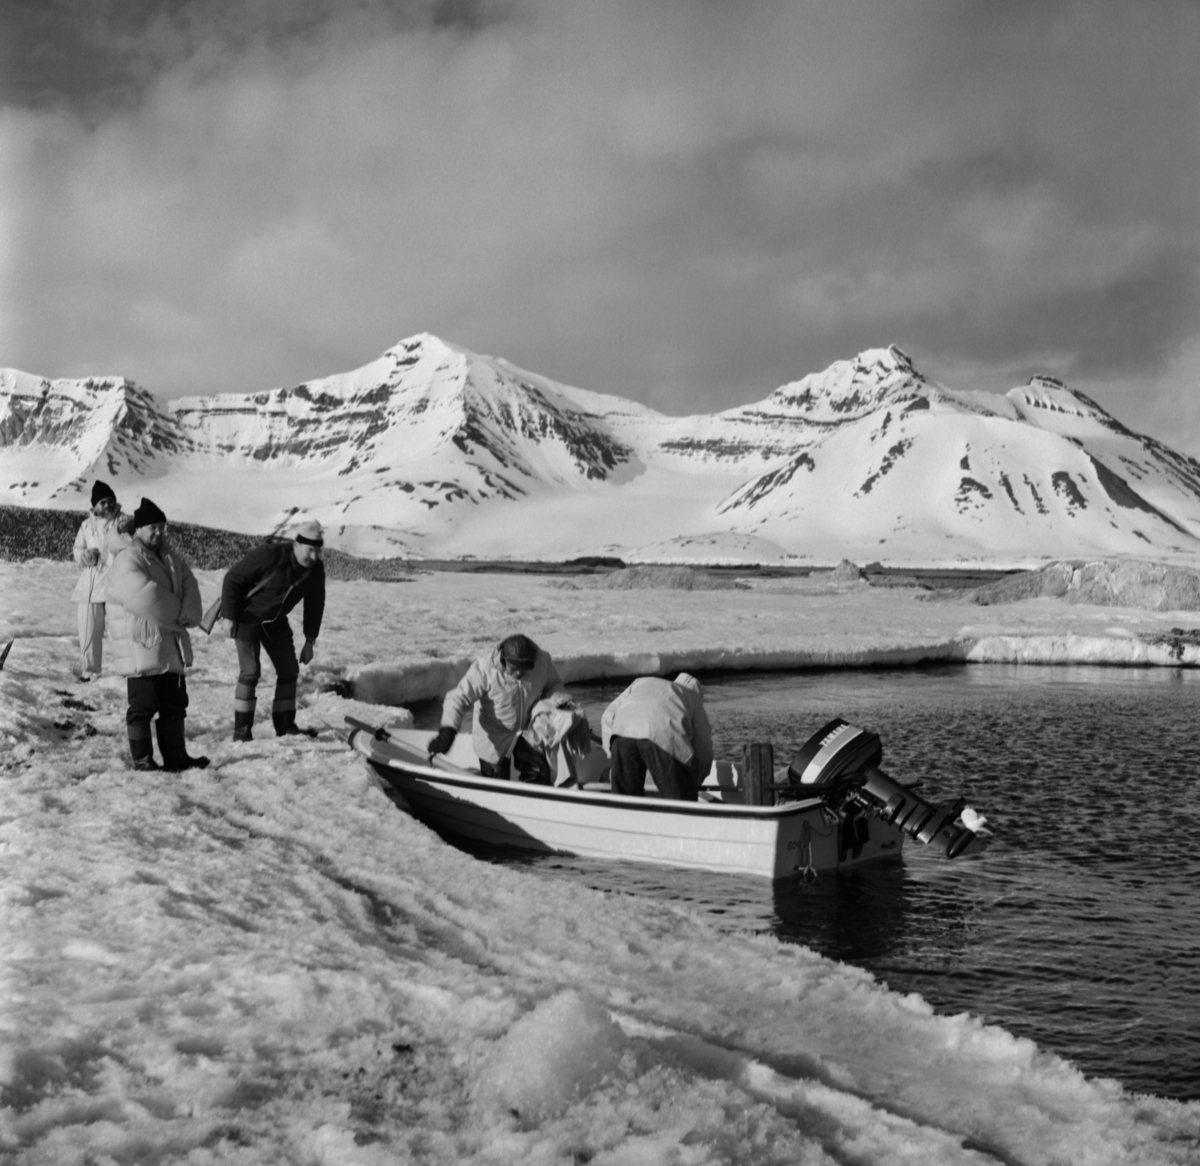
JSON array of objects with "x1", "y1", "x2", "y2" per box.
[{"x1": 1, "y1": 0, "x2": 1198, "y2": 452}]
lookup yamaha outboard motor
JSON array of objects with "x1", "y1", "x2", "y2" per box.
[{"x1": 789, "y1": 718, "x2": 985, "y2": 859}]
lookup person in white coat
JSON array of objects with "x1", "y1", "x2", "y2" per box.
[
  {"x1": 428, "y1": 634, "x2": 568, "y2": 783},
  {"x1": 69, "y1": 480, "x2": 131, "y2": 680},
  {"x1": 601, "y1": 673, "x2": 713, "y2": 801},
  {"x1": 105, "y1": 498, "x2": 208, "y2": 772}
]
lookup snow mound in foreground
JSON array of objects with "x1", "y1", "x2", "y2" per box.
[{"x1": 475, "y1": 991, "x2": 627, "y2": 1126}]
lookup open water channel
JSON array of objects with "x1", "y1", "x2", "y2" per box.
[{"x1": 418, "y1": 664, "x2": 1200, "y2": 1101}]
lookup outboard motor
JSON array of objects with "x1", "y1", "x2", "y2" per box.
[{"x1": 788, "y1": 718, "x2": 986, "y2": 859}]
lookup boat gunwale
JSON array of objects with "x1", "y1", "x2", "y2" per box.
[{"x1": 352, "y1": 733, "x2": 830, "y2": 822}]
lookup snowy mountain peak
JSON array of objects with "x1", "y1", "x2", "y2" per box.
[{"x1": 757, "y1": 346, "x2": 932, "y2": 422}]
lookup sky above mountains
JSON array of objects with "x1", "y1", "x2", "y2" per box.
[{"x1": 3, "y1": 0, "x2": 1199, "y2": 451}]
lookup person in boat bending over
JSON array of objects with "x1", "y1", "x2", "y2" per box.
[
  {"x1": 428, "y1": 633, "x2": 568, "y2": 784},
  {"x1": 601, "y1": 674, "x2": 713, "y2": 802}
]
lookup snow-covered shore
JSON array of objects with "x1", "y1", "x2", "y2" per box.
[{"x1": 4, "y1": 560, "x2": 1200, "y2": 1164}]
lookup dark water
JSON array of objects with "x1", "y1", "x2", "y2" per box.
[{"x1": 418, "y1": 664, "x2": 1200, "y2": 1101}]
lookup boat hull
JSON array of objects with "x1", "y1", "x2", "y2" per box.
[{"x1": 350, "y1": 728, "x2": 904, "y2": 880}]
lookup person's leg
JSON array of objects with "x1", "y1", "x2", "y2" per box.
[
  {"x1": 640, "y1": 740, "x2": 698, "y2": 801},
  {"x1": 234, "y1": 633, "x2": 263, "y2": 741},
  {"x1": 261, "y1": 622, "x2": 303, "y2": 736},
  {"x1": 89, "y1": 602, "x2": 105, "y2": 675},
  {"x1": 511, "y1": 736, "x2": 552, "y2": 785},
  {"x1": 126, "y1": 676, "x2": 160, "y2": 770},
  {"x1": 608, "y1": 736, "x2": 648, "y2": 796},
  {"x1": 76, "y1": 603, "x2": 102, "y2": 679},
  {"x1": 156, "y1": 673, "x2": 209, "y2": 771}
]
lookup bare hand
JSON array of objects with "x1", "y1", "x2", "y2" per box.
[{"x1": 83, "y1": 549, "x2": 100, "y2": 567}]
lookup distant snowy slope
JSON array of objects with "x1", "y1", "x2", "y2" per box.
[
  {"x1": 0, "y1": 368, "x2": 188, "y2": 507},
  {"x1": 715, "y1": 359, "x2": 1200, "y2": 562},
  {"x1": 3, "y1": 336, "x2": 1199, "y2": 564}
]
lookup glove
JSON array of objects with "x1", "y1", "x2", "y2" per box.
[
  {"x1": 428, "y1": 726, "x2": 456, "y2": 756},
  {"x1": 83, "y1": 548, "x2": 100, "y2": 567},
  {"x1": 300, "y1": 639, "x2": 315, "y2": 665}
]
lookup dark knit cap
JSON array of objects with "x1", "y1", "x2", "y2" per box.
[
  {"x1": 133, "y1": 497, "x2": 167, "y2": 529},
  {"x1": 499, "y1": 633, "x2": 539, "y2": 668},
  {"x1": 90, "y1": 480, "x2": 117, "y2": 506}
]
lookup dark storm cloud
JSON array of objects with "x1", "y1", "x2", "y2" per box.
[{"x1": 2, "y1": 0, "x2": 1198, "y2": 450}]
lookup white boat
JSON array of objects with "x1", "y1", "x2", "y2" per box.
[{"x1": 345, "y1": 717, "x2": 989, "y2": 881}]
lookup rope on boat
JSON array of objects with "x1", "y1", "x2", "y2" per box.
[{"x1": 795, "y1": 821, "x2": 817, "y2": 882}]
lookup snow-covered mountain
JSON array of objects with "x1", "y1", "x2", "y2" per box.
[{"x1": 4, "y1": 334, "x2": 1200, "y2": 565}]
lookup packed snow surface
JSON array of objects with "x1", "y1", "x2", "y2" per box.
[{"x1": 4, "y1": 561, "x2": 1200, "y2": 1163}]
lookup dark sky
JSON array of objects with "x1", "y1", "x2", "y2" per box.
[{"x1": 3, "y1": 0, "x2": 1199, "y2": 450}]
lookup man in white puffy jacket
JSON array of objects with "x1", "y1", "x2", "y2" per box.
[
  {"x1": 105, "y1": 498, "x2": 209, "y2": 773},
  {"x1": 69, "y1": 480, "x2": 131, "y2": 680},
  {"x1": 601, "y1": 673, "x2": 713, "y2": 801},
  {"x1": 428, "y1": 633, "x2": 568, "y2": 783}
]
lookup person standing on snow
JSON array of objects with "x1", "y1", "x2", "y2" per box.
[
  {"x1": 219, "y1": 520, "x2": 326, "y2": 741},
  {"x1": 428, "y1": 633, "x2": 568, "y2": 784},
  {"x1": 69, "y1": 480, "x2": 132, "y2": 681},
  {"x1": 601, "y1": 673, "x2": 713, "y2": 801},
  {"x1": 105, "y1": 498, "x2": 209, "y2": 772}
]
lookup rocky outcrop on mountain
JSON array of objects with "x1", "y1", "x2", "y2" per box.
[{"x1": 967, "y1": 559, "x2": 1200, "y2": 611}]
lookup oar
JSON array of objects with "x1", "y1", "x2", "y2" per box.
[{"x1": 343, "y1": 716, "x2": 472, "y2": 774}]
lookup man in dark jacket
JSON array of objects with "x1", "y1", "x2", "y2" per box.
[{"x1": 221, "y1": 520, "x2": 326, "y2": 740}]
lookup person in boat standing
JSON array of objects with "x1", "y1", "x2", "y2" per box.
[
  {"x1": 428, "y1": 633, "x2": 568, "y2": 784},
  {"x1": 220, "y1": 520, "x2": 326, "y2": 740},
  {"x1": 69, "y1": 480, "x2": 132, "y2": 681},
  {"x1": 104, "y1": 498, "x2": 209, "y2": 772},
  {"x1": 600, "y1": 673, "x2": 713, "y2": 802}
]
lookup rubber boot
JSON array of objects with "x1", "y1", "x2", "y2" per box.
[
  {"x1": 234, "y1": 684, "x2": 256, "y2": 742},
  {"x1": 272, "y1": 682, "x2": 316, "y2": 737},
  {"x1": 271, "y1": 677, "x2": 304, "y2": 737},
  {"x1": 128, "y1": 722, "x2": 160, "y2": 771},
  {"x1": 156, "y1": 718, "x2": 210, "y2": 772}
]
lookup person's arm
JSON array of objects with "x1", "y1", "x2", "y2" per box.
[
  {"x1": 73, "y1": 520, "x2": 97, "y2": 568},
  {"x1": 300, "y1": 565, "x2": 325, "y2": 663},
  {"x1": 429, "y1": 660, "x2": 488, "y2": 755},
  {"x1": 440, "y1": 660, "x2": 487, "y2": 732},
  {"x1": 178, "y1": 561, "x2": 203, "y2": 628},
  {"x1": 221, "y1": 546, "x2": 271, "y2": 623},
  {"x1": 107, "y1": 557, "x2": 183, "y2": 627}
]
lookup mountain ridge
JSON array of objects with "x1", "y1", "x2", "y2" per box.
[{"x1": 3, "y1": 334, "x2": 1199, "y2": 566}]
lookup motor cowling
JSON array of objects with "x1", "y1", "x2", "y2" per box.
[{"x1": 788, "y1": 718, "x2": 984, "y2": 859}]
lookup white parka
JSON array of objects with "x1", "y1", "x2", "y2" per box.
[
  {"x1": 601, "y1": 674, "x2": 714, "y2": 781},
  {"x1": 104, "y1": 539, "x2": 202, "y2": 677},
  {"x1": 441, "y1": 647, "x2": 567, "y2": 765},
  {"x1": 70, "y1": 512, "x2": 130, "y2": 604}
]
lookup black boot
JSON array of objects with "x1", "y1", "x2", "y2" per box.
[
  {"x1": 234, "y1": 685, "x2": 256, "y2": 742},
  {"x1": 272, "y1": 703, "x2": 317, "y2": 737},
  {"x1": 156, "y1": 718, "x2": 210, "y2": 772},
  {"x1": 128, "y1": 724, "x2": 159, "y2": 771}
]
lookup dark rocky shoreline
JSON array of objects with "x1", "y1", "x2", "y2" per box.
[{"x1": 0, "y1": 504, "x2": 416, "y2": 582}]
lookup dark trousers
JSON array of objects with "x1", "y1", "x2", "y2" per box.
[
  {"x1": 127, "y1": 673, "x2": 188, "y2": 763},
  {"x1": 479, "y1": 736, "x2": 552, "y2": 785},
  {"x1": 609, "y1": 736, "x2": 698, "y2": 801},
  {"x1": 235, "y1": 621, "x2": 299, "y2": 737}
]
